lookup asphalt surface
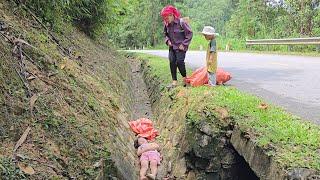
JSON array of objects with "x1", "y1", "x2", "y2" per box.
[{"x1": 131, "y1": 50, "x2": 320, "y2": 125}]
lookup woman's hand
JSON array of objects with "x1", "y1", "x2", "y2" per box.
[
  {"x1": 137, "y1": 143, "x2": 160, "y2": 156},
  {"x1": 167, "y1": 40, "x2": 173, "y2": 47},
  {"x1": 178, "y1": 44, "x2": 185, "y2": 51},
  {"x1": 208, "y1": 54, "x2": 215, "y2": 64},
  {"x1": 137, "y1": 147, "x2": 143, "y2": 156}
]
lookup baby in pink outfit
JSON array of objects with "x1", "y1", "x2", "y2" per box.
[{"x1": 134, "y1": 137, "x2": 161, "y2": 180}]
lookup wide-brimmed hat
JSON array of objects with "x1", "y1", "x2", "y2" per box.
[{"x1": 201, "y1": 26, "x2": 219, "y2": 36}]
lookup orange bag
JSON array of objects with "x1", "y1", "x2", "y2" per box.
[
  {"x1": 186, "y1": 67, "x2": 232, "y2": 87},
  {"x1": 185, "y1": 67, "x2": 209, "y2": 87},
  {"x1": 216, "y1": 68, "x2": 232, "y2": 85},
  {"x1": 129, "y1": 118, "x2": 159, "y2": 141}
]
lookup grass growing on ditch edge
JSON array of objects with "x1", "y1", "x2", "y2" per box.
[{"x1": 136, "y1": 53, "x2": 320, "y2": 171}]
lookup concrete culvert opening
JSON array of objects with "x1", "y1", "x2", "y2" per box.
[
  {"x1": 184, "y1": 144, "x2": 259, "y2": 180},
  {"x1": 235, "y1": 154, "x2": 259, "y2": 180},
  {"x1": 178, "y1": 122, "x2": 260, "y2": 180}
]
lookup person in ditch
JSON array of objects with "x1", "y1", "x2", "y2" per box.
[
  {"x1": 201, "y1": 26, "x2": 219, "y2": 86},
  {"x1": 161, "y1": 5, "x2": 193, "y2": 88},
  {"x1": 134, "y1": 137, "x2": 161, "y2": 180}
]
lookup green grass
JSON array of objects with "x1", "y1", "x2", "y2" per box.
[
  {"x1": 0, "y1": 157, "x2": 26, "y2": 179},
  {"x1": 136, "y1": 53, "x2": 320, "y2": 171}
]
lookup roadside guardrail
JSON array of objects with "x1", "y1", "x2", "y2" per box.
[{"x1": 246, "y1": 37, "x2": 320, "y2": 52}]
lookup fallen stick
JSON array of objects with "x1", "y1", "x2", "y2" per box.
[
  {"x1": 13, "y1": 38, "x2": 37, "y2": 49},
  {"x1": 13, "y1": 126, "x2": 31, "y2": 153},
  {"x1": 0, "y1": 31, "x2": 13, "y2": 43}
]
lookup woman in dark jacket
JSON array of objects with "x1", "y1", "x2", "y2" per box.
[{"x1": 161, "y1": 5, "x2": 193, "y2": 87}]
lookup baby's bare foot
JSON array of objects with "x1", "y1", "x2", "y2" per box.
[{"x1": 146, "y1": 174, "x2": 156, "y2": 180}]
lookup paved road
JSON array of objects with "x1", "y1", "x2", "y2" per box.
[{"x1": 132, "y1": 50, "x2": 320, "y2": 125}]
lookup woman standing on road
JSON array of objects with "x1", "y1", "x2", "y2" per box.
[{"x1": 161, "y1": 5, "x2": 193, "y2": 88}]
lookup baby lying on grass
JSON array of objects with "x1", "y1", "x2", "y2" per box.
[{"x1": 134, "y1": 137, "x2": 161, "y2": 180}]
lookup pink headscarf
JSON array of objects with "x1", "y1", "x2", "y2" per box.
[{"x1": 160, "y1": 5, "x2": 181, "y2": 25}]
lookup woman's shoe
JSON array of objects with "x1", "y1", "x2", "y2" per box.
[
  {"x1": 182, "y1": 77, "x2": 188, "y2": 87},
  {"x1": 166, "y1": 83, "x2": 177, "y2": 89}
]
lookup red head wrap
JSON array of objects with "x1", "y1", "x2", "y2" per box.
[{"x1": 160, "y1": 5, "x2": 181, "y2": 24}]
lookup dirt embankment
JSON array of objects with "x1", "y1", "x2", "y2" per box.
[{"x1": 0, "y1": 2, "x2": 139, "y2": 179}]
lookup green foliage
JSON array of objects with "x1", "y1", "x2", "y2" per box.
[
  {"x1": 24, "y1": 0, "x2": 127, "y2": 37},
  {"x1": 223, "y1": 0, "x2": 320, "y2": 52},
  {"x1": 24, "y1": 0, "x2": 67, "y2": 31},
  {"x1": 183, "y1": 0, "x2": 236, "y2": 33},
  {"x1": 226, "y1": 0, "x2": 320, "y2": 39},
  {"x1": 109, "y1": 0, "x2": 168, "y2": 48},
  {"x1": 0, "y1": 157, "x2": 26, "y2": 179}
]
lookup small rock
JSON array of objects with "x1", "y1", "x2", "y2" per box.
[
  {"x1": 220, "y1": 148, "x2": 237, "y2": 166},
  {"x1": 205, "y1": 157, "x2": 221, "y2": 173},
  {"x1": 93, "y1": 159, "x2": 103, "y2": 168},
  {"x1": 167, "y1": 161, "x2": 172, "y2": 173},
  {"x1": 186, "y1": 171, "x2": 196, "y2": 180},
  {"x1": 242, "y1": 131, "x2": 251, "y2": 140},
  {"x1": 258, "y1": 103, "x2": 268, "y2": 110},
  {"x1": 216, "y1": 107, "x2": 229, "y2": 119},
  {"x1": 226, "y1": 130, "x2": 233, "y2": 138},
  {"x1": 287, "y1": 168, "x2": 318, "y2": 180},
  {"x1": 172, "y1": 135, "x2": 181, "y2": 147},
  {"x1": 172, "y1": 158, "x2": 187, "y2": 176},
  {"x1": 199, "y1": 122, "x2": 213, "y2": 136},
  {"x1": 0, "y1": 20, "x2": 8, "y2": 31},
  {"x1": 219, "y1": 137, "x2": 227, "y2": 146},
  {"x1": 199, "y1": 134, "x2": 210, "y2": 147}
]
